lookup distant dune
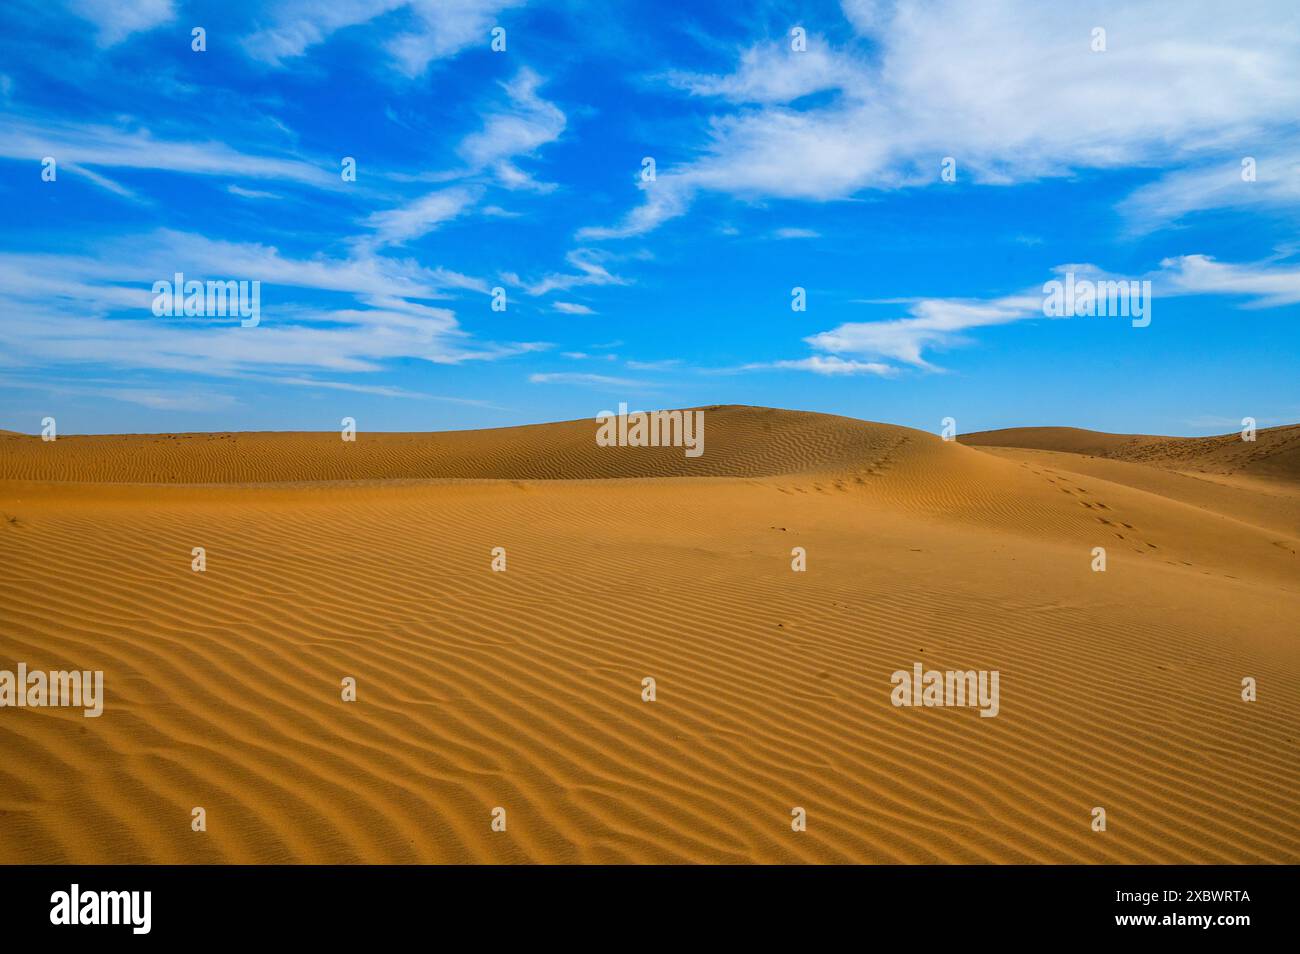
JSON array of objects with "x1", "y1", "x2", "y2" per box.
[
  {"x1": 961, "y1": 423, "x2": 1300, "y2": 482},
  {"x1": 1, "y1": 407, "x2": 1297, "y2": 863}
]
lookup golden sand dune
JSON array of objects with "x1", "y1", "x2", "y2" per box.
[
  {"x1": 1, "y1": 407, "x2": 1297, "y2": 863},
  {"x1": 961, "y1": 423, "x2": 1300, "y2": 482},
  {"x1": 0, "y1": 406, "x2": 916, "y2": 483}
]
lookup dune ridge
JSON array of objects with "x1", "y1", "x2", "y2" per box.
[
  {"x1": 961, "y1": 423, "x2": 1300, "y2": 482},
  {"x1": 0, "y1": 406, "x2": 920, "y2": 484},
  {"x1": 1, "y1": 407, "x2": 1297, "y2": 863}
]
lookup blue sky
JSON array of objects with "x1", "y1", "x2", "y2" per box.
[{"x1": 1, "y1": 0, "x2": 1297, "y2": 437}]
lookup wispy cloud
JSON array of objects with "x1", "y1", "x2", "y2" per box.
[
  {"x1": 228, "y1": 185, "x2": 282, "y2": 200},
  {"x1": 0, "y1": 230, "x2": 544, "y2": 380},
  {"x1": 624, "y1": 358, "x2": 681, "y2": 371},
  {"x1": 457, "y1": 68, "x2": 566, "y2": 191},
  {"x1": 103, "y1": 386, "x2": 238, "y2": 411},
  {"x1": 583, "y1": 0, "x2": 1300, "y2": 239},
  {"x1": 505, "y1": 248, "x2": 629, "y2": 296},
  {"x1": 528, "y1": 371, "x2": 646, "y2": 387},
  {"x1": 661, "y1": 37, "x2": 867, "y2": 104},
  {"x1": 362, "y1": 185, "x2": 483, "y2": 247},
  {"x1": 743, "y1": 356, "x2": 898, "y2": 376},
  {"x1": 355, "y1": 68, "x2": 563, "y2": 249},
  {"x1": 266, "y1": 374, "x2": 506, "y2": 406},
  {"x1": 1125, "y1": 153, "x2": 1300, "y2": 230},
  {"x1": 242, "y1": 0, "x2": 525, "y2": 77},
  {"x1": 68, "y1": 0, "x2": 175, "y2": 46},
  {"x1": 797, "y1": 253, "x2": 1300, "y2": 371},
  {"x1": 1159, "y1": 253, "x2": 1300, "y2": 307},
  {"x1": 0, "y1": 117, "x2": 337, "y2": 190},
  {"x1": 0, "y1": 373, "x2": 238, "y2": 412},
  {"x1": 807, "y1": 293, "x2": 1044, "y2": 370}
]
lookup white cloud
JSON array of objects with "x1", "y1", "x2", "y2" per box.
[
  {"x1": 0, "y1": 118, "x2": 336, "y2": 189},
  {"x1": 746, "y1": 356, "x2": 898, "y2": 376},
  {"x1": 264, "y1": 375, "x2": 496, "y2": 402},
  {"x1": 662, "y1": 39, "x2": 866, "y2": 104},
  {"x1": 584, "y1": 0, "x2": 1300, "y2": 238},
  {"x1": 839, "y1": 0, "x2": 895, "y2": 34},
  {"x1": 1159, "y1": 254, "x2": 1300, "y2": 307},
  {"x1": 102, "y1": 387, "x2": 239, "y2": 411},
  {"x1": 458, "y1": 68, "x2": 566, "y2": 190},
  {"x1": 577, "y1": 177, "x2": 692, "y2": 239},
  {"x1": 243, "y1": 0, "x2": 524, "y2": 77},
  {"x1": 69, "y1": 0, "x2": 175, "y2": 46},
  {"x1": 553, "y1": 302, "x2": 595, "y2": 314},
  {"x1": 773, "y1": 227, "x2": 820, "y2": 239},
  {"x1": 61, "y1": 163, "x2": 136, "y2": 198},
  {"x1": 227, "y1": 185, "x2": 282, "y2": 200},
  {"x1": 528, "y1": 372, "x2": 645, "y2": 387},
  {"x1": 2, "y1": 374, "x2": 240, "y2": 411},
  {"x1": 505, "y1": 248, "x2": 628, "y2": 296},
  {"x1": 624, "y1": 359, "x2": 680, "y2": 371},
  {"x1": 797, "y1": 252, "x2": 1300, "y2": 372},
  {"x1": 116, "y1": 230, "x2": 487, "y2": 299},
  {"x1": 1125, "y1": 153, "x2": 1300, "y2": 229},
  {"x1": 356, "y1": 69, "x2": 563, "y2": 248},
  {"x1": 362, "y1": 185, "x2": 482, "y2": 247},
  {"x1": 808, "y1": 293, "x2": 1044, "y2": 369},
  {"x1": 0, "y1": 230, "x2": 542, "y2": 380}
]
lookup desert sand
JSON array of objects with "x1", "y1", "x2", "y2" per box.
[{"x1": 0, "y1": 406, "x2": 1296, "y2": 863}]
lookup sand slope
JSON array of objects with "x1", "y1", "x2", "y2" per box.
[
  {"x1": 962, "y1": 423, "x2": 1300, "y2": 482},
  {"x1": 1, "y1": 407, "x2": 1297, "y2": 863}
]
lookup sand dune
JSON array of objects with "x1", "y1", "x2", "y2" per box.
[
  {"x1": 1, "y1": 407, "x2": 1297, "y2": 863},
  {"x1": 962, "y1": 423, "x2": 1300, "y2": 482},
  {"x1": 0, "y1": 406, "x2": 916, "y2": 483}
]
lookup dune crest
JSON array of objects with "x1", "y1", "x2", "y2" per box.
[{"x1": 0, "y1": 406, "x2": 926, "y2": 484}]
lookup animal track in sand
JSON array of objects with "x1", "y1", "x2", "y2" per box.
[{"x1": 1038, "y1": 467, "x2": 1163, "y2": 556}]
